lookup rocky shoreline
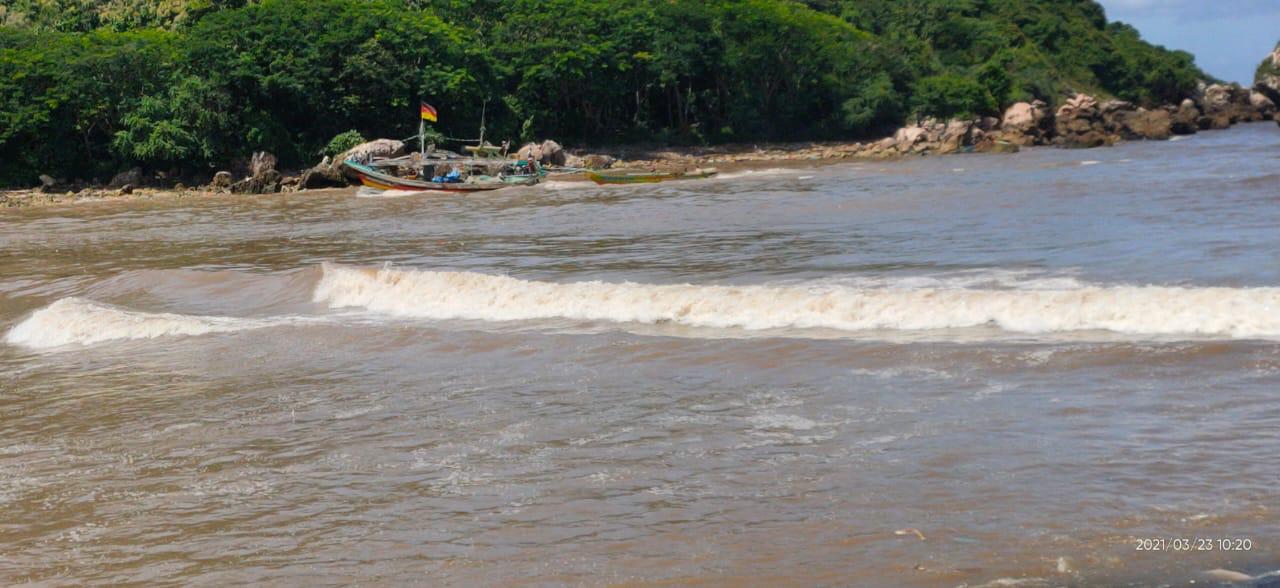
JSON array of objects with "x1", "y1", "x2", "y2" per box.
[{"x1": 4, "y1": 76, "x2": 1277, "y2": 209}]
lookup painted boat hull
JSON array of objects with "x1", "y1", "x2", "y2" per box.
[
  {"x1": 344, "y1": 160, "x2": 512, "y2": 192},
  {"x1": 587, "y1": 170, "x2": 718, "y2": 185}
]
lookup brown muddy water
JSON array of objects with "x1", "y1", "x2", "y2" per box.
[{"x1": 2, "y1": 124, "x2": 1279, "y2": 587}]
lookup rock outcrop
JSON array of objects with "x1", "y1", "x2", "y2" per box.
[
  {"x1": 212, "y1": 171, "x2": 233, "y2": 191},
  {"x1": 998, "y1": 100, "x2": 1051, "y2": 145},
  {"x1": 1197, "y1": 83, "x2": 1257, "y2": 128},
  {"x1": 1107, "y1": 104, "x2": 1172, "y2": 141},
  {"x1": 1053, "y1": 94, "x2": 1116, "y2": 148},
  {"x1": 339, "y1": 139, "x2": 406, "y2": 164},
  {"x1": 1250, "y1": 91, "x2": 1277, "y2": 120},
  {"x1": 1254, "y1": 44, "x2": 1280, "y2": 105},
  {"x1": 231, "y1": 151, "x2": 282, "y2": 194},
  {"x1": 298, "y1": 156, "x2": 349, "y2": 190},
  {"x1": 1169, "y1": 99, "x2": 1201, "y2": 135},
  {"x1": 517, "y1": 140, "x2": 567, "y2": 166},
  {"x1": 109, "y1": 167, "x2": 143, "y2": 189}
]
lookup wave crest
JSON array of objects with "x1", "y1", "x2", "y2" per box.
[
  {"x1": 314, "y1": 264, "x2": 1280, "y2": 338},
  {"x1": 5, "y1": 298, "x2": 305, "y2": 349}
]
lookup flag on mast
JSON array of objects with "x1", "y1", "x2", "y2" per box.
[{"x1": 420, "y1": 102, "x2": 438, "y2": 122}]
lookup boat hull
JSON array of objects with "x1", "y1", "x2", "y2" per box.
[
  {"x1": 587, "y1": 170, "x2": 718, "y2": 185},
  {"x1": 344, "y1": 160, "x2": 511, "y2": 192}
]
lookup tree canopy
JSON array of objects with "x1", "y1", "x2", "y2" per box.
[{"x1": 1, "y1": 0, "x2": 1207, "y2": 186}]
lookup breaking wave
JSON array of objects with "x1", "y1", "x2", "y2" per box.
[
  {"x1": 4, "y1": 298, "x2": 315, "y2": 349},
  {"x1": 314, "y1": 264, "x2": 1280, "y2": 339}
]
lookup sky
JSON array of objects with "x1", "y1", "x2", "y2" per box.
[{"x1": 1096, "y1": 0, "x2": 1280, "y2": 84}]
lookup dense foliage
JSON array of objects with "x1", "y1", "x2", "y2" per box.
[{"x1": 1, "y1": 0, "x2": 1206, "y2": 186}]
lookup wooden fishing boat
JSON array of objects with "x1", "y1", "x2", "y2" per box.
[
  {"x1": 344, "y1": 160, "x2": 513, "y2": 192},
  {"x1": 587, "y1": 168, "x2": 718, "y2": 185}
]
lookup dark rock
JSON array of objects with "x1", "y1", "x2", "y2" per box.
[
  {"x1": 1198, "y1": 83, "x2": 1254, "y2": 124},
  {"x1": 119, "y1": 184, "x2": 134, "y2": 195},
  {"x1": 38, "y1": 174, "x2": 58, "y2": 193},
  {"x1": 109, "y1": 167, "x2": 143, "y2": 189},
  {"x1": 250, "y1": 151, "x2": 277, "y2": 177},
  {"x1": 1249, "y1": 90, "x2": 1276, "y2": 120},
  {"x1": 212, "y1": 171, "x2": 233, "y2": 190},
  {"x1": 231, "y1": 169, "x2": 282, "y2": 195},
  {"x1": 1111, "y1": 107, "x2": 1171, "y2": 140},
  {"x1": 1053, "y1": 94, "x2": 1121, "y2": 148},
  {"x1": 1169, "y1": 99, "x2": 1200, "y2": 135},
  {"x1": 298, "y1": 156, "x2": 350, "y2": 190}
]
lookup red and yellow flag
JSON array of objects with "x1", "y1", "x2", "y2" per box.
[{"x1": 420, "y1": 102, "x2": 438, "y2": 122}]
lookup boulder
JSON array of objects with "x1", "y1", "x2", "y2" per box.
[
  {"x1": 231, "y1": 151, "x2": 283, "y2": 194},
  {"x1": 1249, "y1": 90, "x2": 1276, "y2": 119},
  {"x1": 119, "y1": 184, "x2": 134, "y2": 195},
  {"x1": 250, "y1": 152, "x2": 277, "y2": 177},
  {"x1": 998, "y1": 100, "x2": 1051, "y2": 145},
  {"x1": 212, "y1": 171, "x2": 233, "y2": 190},
  {"x1": 1053, "y1": 94, "x2": 1121, "y2": 148},
  {"x1": 1257, "y1": 45, "x2": 1280, "y2": 103},
  {"x1": 298, "y1": 156, "x2": 349, "y2": 190},
  {"x1": 539, "y1": 140, "x2": 566, "y2": 166},
  {"x1": 38, "y1": 174, "x2": 59, "y2": 193},
  {"x1": 1198, "y1": 83, "x2": 1254, "y2": 124},
  {"x1": 1109, "y1": 107, "x2": 1172, "y2": 140},
  {"x1": 890, "y1": 125, "x2": 929, "y2": 153},
  {"x1": 109, "y1": 167, "x2": 143, "y2": 189},
  {"x1": 231, "y1": 169, "x2": 282, "y2": 195},
  {"x1": 937, "y1": 119, "x2": 981, "y2": 154},
  {"x1": 517, "y1": 140, "x2": 568, "y2": 166},
  {"x1": 339, "y1": 139, "x2": 406, "y2": 164},
  {"x1": 579, "y1": 154, "x2": 616, "y2": 169},
  {"x1": 1169, "y1": 99, "x2": 1200, "y2": 135}
]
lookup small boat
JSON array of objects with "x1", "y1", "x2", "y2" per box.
[
  {"x1": 344, "y1": 160, "x2": 524, "y2": 193},
  {"x1": 587, "y1": 168, "x2": 718, "y2": 185}
]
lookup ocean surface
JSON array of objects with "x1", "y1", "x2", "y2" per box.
[{"x1": 1, "y1": 124, "x2": 1278, "y2": 587}]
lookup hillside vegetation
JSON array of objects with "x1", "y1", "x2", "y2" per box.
[{"x1": 1, "y1": 0, "x2": 1204, "y2": 185}]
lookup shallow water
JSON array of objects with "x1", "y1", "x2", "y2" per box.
[{"x1": 2, "y1": 124, "x2": 1279, "y2": 586}]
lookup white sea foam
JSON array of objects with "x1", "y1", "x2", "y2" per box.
[
  {"x1": 356, "y1": 187, "x2": 432, "y2": 198},
  {"x1": 4, "y1": 298, "x2": 312, "y2": 349},
  {"x1": 313, "y1": 264, "x2": 1280, "y2": 339},
  {"x1": 713, "y1": 168, "x2": 804, "y2": 180}
]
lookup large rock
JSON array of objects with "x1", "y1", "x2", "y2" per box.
[
  {"x1": 892, "y1": 125, "x2": 929, "y2": 153},
  {"x1": 1249, "y1": 90, "x2": 1276, "y2": 120},
  {"x1": 231, "y1": 170, "x2": 282, "y2": 194},
  {"x1": 339, "y1": 139, "x2": 406, "y2": 164},
  {"x1": 937, "y1": 119, "x2": 983, "y2": 154},
  {"x1": 1105, "y1": 103, "x2": 1171, "y2": 140},
  {"x1": 1169, "y1": 99, "x2": 1200, "y2": 135},
  {"x1": 231, "y1": 151, "x2": 282, "y2": 194},
  {"x1": 517, "y1": 140, "x2": 568, "y2": 166},
  {"x1": 250, "y1": 151, "x2": 277, "y2": 177},
  {"x1": 212, "y1": 171, "x2": 233, "y2": 190},
  {"x1": 1256, "y1": 44, "x2": 1280, "y2": 104},
  {"x1": 38, "y1": 174, "x2": 60, "y2": 193},
  {"x1": 578, "y1": 154, "x2": 616, "y2": 169},
  {"x1": 1198, "y1": 83, "x2": 1254, "y2": 125},
  {"x1": 998, "y1": 101, "x2": 1051, "y2": 145},
  {"x1": 109, "y1": 167, "x2": 143, "y2": 189},
  {"x1": 298, "y1": 156, "x2": 350, "y2": 190},
  {"x1": 1053, "y1": 94, "x2": 1117, "y2": 148}
]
